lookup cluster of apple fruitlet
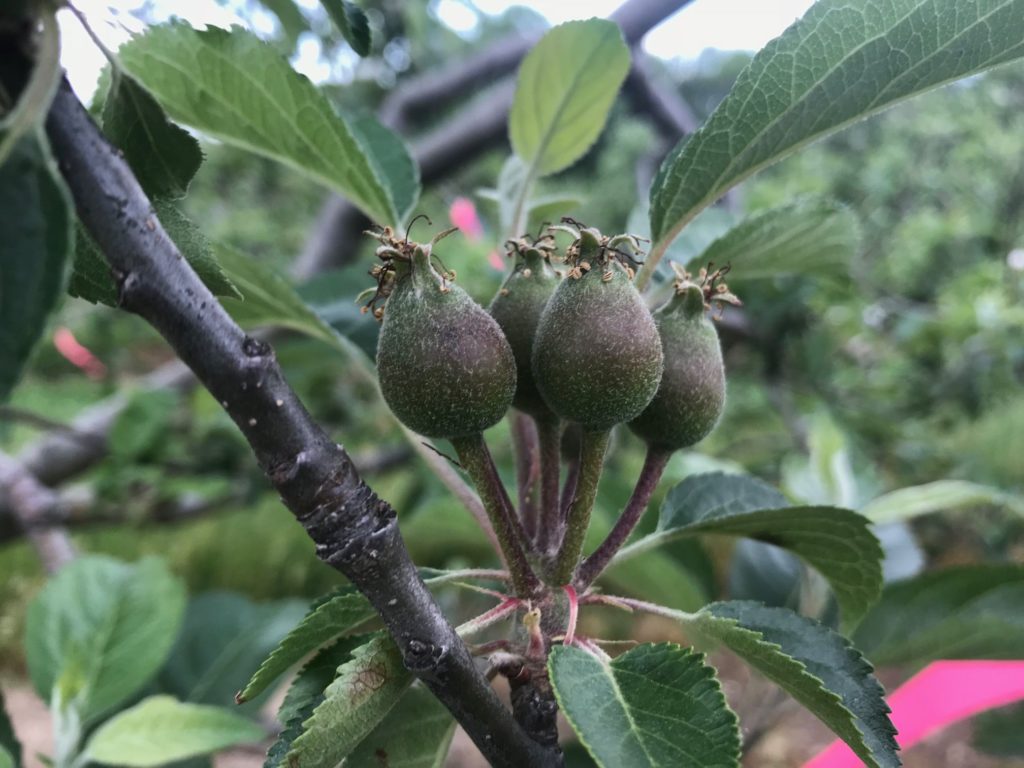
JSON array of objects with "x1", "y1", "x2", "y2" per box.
[{"x1": 363, "y1": 217, "x2": 739, "y2": 647}]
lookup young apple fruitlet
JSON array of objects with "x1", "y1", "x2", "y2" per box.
[
  {"x1": 532, "y1": 222, "x2": 663, "y2": 432},
  {"x1": 489, "y1": 234, "x2": 560, "y2": 420},
  {"x1": 629, "y1": 265, "x2": 739, "y2": 450},
  {"x1": 368, "y1": 225, "x2": 516, "y2": 439}
]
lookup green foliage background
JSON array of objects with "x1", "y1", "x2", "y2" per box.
[{"x1": 2, "y1": 1, "x2": 1022, "y2": 707}]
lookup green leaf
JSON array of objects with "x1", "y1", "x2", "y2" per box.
[
  {"x1": 157, "y1": 592, "x2": 307, "y2": 707},
  {"x1": 346, "y1": 685, "x2": 457, "y2": 768},
  {"x1": 479, "y1": 175, "x2": 582, "y2": 236},
  {"x1": 241, "y1": 570, "x2": 478, "y2": 704},
  {"x1": 782, "y1": 410, "x2": 863, "y2": 509},
  {"x1": 626, "y1": 202, "x2": 736, "y2": 284},
  {"x1": 83, "y1": 696, "x2": 263, "y2": 766},
  {"x1": 108, "y1": 388, "x2": 178, "y2": 462},
  {"x1": 549, "y1": 643, "x2": 740, "y2": 768},
  {"x1": 688, "y1": 199, "x2": 861, "y2": 280},
  {"x1": 237, "y1": 588, "x2": 375, "y2": 703},
  {"x1": 214, "y1": 244, "x2": 354, "y2": 355},
  {"x1": 491, "y1": 154, "x2": 528, "y2": 236},
  {"x1": 67, "y1": 225, "x2": 117, "y2": 306},
  {"x1": 509, "y1": 19, "x2": 630, "y2": 177},
  {"x1": 349, "y1": 112, "x2": 419, "y2": 223},
  {"x1": 649, "y1": 0, "x2": 1024, "y2": 251},
  {"x1": 0, "y1": 133, "x2": 72, "y2": 404},
  {"x1": 265, "y1": 638, "x2": 364, "y2": 767},
  {"x1": 148, "y1": 203, "x2": 240, "y2": 298},
  {"x1": 973, "y1": 702, "x2": 1024, "y2": 757},
  {"x1": 25, "y1": 555, "x2": 186, "y2": 723},
  {"x1": 118, "y1": 22, "x2": 415, "y2": 225},
  {"x1": 322, "y1": 0, "x2": 371, "y2": 57},
  {"x1": 684, "y1": 601, "x2": 899, "y2": 768},
  {"x1": 258, "y1": 0, "x2": 310, "y2": 52},
  {"x1": 297, "y1": 266, "x2": 380, "y2": 359},
  {"x1": 286, "y1": 634, "x2": 413, "y2": 767},
  {"x1": 861, "y1": 480, "x2": 1024, "y2": 524},
  {"x1": 0, "y1": 11, "x2": 61, "y2": 166},
  {"x1": 0, "y1": 690, "x2": 20, "y2": 768},
  {"x1": 101, "y1": 72, "x2": 203, "y2": 199},
  {"x1": 277, "y1": 637, "x2": 363, "y2": 726},
  {"x1": 853, "y1": 565, "x2": 1024, "y2": 665},
  {"x1": 69, "y1": 201, "x2": 240, "y2": 306},
  {"x1": 526, "y1": 193, "x2": 584, "y2": 231},
  {"x1": 563, "y1": 743, "x2": 599, "y2": 767},
  {"x1": 618, "y1": 473, "x2": 883, "y2": 629},
  {"x1": 728, "y1": 539, "x2": 803, "y2": 611}
]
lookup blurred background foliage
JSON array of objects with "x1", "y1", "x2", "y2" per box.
[{"x1": 2, "y1": 0, "x2": 1023, "y2": 698}]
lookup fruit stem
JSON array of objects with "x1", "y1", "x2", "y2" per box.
[
  {"x1": 511, "y1": 412, "x2": 541, "y2": 541},
  {"x1": 450, "y1": 433, "x2": 541, "y2": 597},
  {"x1": 549, "y1": 430, "x2": 610, "y2": 585},
  {"x1": 534, "y1": 417, "x2": 563, "y2": 554},
  {"x1": 506, "y1": 162, "x2": 538, "y2": 241},
  {"x1": 634, "y1": 234, "x2": 671, "y2": 292},
  {"x1": 557, "y1": 444, "x2": 581, "y2": 545},
  {"x1": 573, "y1": 447, "x2": 671, "y2": 589}
]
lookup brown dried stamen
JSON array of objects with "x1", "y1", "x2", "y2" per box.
[
  {"x1": 547, "y1": 218, "x2": 647, "y2": 279},
  {"x1": 670, "y1": 261, "x2": 742, "y2": 318},
  {"x1": 361, "y1": 222, "x2": 459, "y2": 319}
]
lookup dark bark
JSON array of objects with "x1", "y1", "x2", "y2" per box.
[
  {"x1": 20, "y1": 360, "x2": 191, "y2": 484},
  {"x1": 0, "y1": 451, "x2": 76, "y2": 573},
  {"x1": 509, "y1": 671, "x2": 561, "y2": 751},
  {"x1": 44, "y1": 79, "x2": 560, "y2": 768},
  {"x1": 0, "y1": 447, "x2": 409, "y2": 548}
]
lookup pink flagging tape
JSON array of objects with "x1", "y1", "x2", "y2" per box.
[
  {"x1": 804, "y1": 660, "x2": 1024, "y2": 768},
  {"x1": 54, "y1": 327, "x2": 106, "y2": 378},
  {"x1": 449, "y1": 196, "x2": 483, "y2": 242}
]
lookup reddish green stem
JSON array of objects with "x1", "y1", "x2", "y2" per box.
[
  {"x1": 511, "y1": 412, "x2": 540, "y2": 541},
  {"x1": 549, "y1": 430, "x2": 609, "y2": 585},
  {"x1": 558, "y1": 449, "x2": 580, "y2": 530},
  {"x1": 534, "y1": 417, "x2": 563, "y2": 554},
  {"x1": 574, "y1": 447, "x2": 670, "y2": 589},
  {"x1": 451, "y1": 433, "x2": 540, "y2": 597}
]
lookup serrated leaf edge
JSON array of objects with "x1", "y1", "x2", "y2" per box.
[
  {"x1": 549, "y1": 642, "x2": 742, "y2": 768},
  {"x1": 285, "y1": 635, "x2": 412, "y2": 763},
  {"x1": 690, "y1": 604, "x2": 899, "y2": 768},
  {"x1": 119, "y1": 22, "x2": 397, "y2": 224}
]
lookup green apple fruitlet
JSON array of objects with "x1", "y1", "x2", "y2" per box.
[
  {"x1": 489, "y1": 235, "x2": 561, "y2": 420},
  {"x1": 630, "y1": 266, "x2": 737, "y2": 450},
  {"x1": 532, "y1": 222, "x2": 663, "y2": 432},
  {"x1": 369, "y1": 226, "x2": 516, "y2": 439}
]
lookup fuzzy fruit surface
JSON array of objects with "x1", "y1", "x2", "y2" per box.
[
  {"x1": 532, "y1": 266, "x2": 662, "y2": 431},
  {"x1": 629, "y1": 285, "x2": 725, "y2": 450},
  {"x1": 489, "y1": 249, "x2": 559, "y2": 418},
  {"x1": 377, "y1": 251, "x2": 516, "y2": 438}
]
